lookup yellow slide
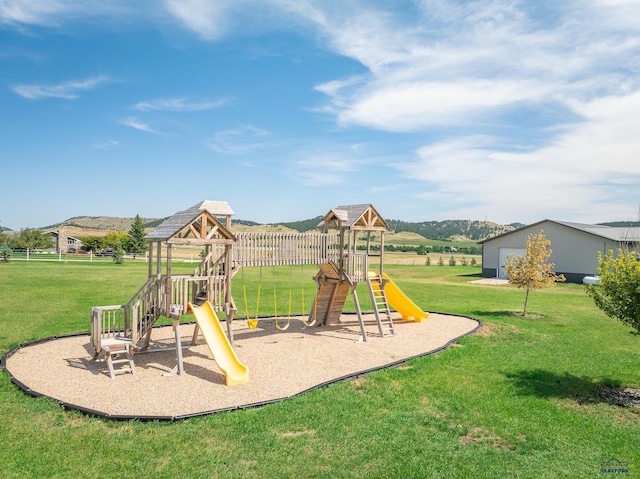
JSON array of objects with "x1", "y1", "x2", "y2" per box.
[
  {"x1": 371, "y1": 273, "x2": 429, "y2": 322},
  {"x1": 187, "y1": 301, "x2": 249, "y2": 386}
]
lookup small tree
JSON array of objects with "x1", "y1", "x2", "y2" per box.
[
  {"x1": 438, "y1": 256, "x2": 444, "y2": 266},
  {"x1": 127, "y1": 214, "x2": 148, "y2": 257},
  {"x1": 585, "y1": 248, "x2": 640, "y2": 334},
  {"x1": 113, "y1": 243, "x2": 125, "y2": 264},
  {"x1": 504, "y1": 231, "x2": 565, "y2": 316},
  {"x1": 0, "y1": 243, "x2": 12, "y2": 262},
  {"x1": 449, "y1": 255, "x2": 457, "y2": 266}
]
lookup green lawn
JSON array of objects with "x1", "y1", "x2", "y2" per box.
[{"x1": 0, "y1": 261, "x2": 638, "y2": 478}]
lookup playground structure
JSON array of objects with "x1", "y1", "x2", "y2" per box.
[{"x1": 90, "y1": 201, "x2": 428, "y2": 381}]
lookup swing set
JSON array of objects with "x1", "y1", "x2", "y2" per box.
[{"x1": 241, "y1": 263, "x2": 317, "y2": 331}]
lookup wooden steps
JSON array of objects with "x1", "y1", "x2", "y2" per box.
[{"x1": 102, "y1": 337, "x2": 135, "y2": 379}]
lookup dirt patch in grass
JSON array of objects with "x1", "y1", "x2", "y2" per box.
[
  {"x1": 459, "y1": 427, "x2": 514, "y2": 451},
  {"x1": 280, "y1": 429, "x2": 316, "y2": 438},
  {"x1": 476, "y1": 322, "x2": 521, "y2": 339},
  {"x1": 600, "y1": 387, "x2": 640, "y2": 409}
]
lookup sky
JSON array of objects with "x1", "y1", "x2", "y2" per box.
[{"x1": 1, "y1": 0, "x2": 640, "y2": 230}]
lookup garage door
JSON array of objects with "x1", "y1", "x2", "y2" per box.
[{"x1": 498, "y1": 248, "x2": 525, "y2": 278}]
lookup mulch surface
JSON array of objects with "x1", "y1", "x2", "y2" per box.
[{"x1": 4, "y1": 312, "x2": 479, "y2": 420}]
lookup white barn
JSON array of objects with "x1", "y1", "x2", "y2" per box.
[{"x1": 479, "y1": 220, "x2": 640, "y2": 284}]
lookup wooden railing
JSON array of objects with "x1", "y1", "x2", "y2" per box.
[
  {"x1": 90, "y1": 270, "x2": 230, "y2": 357},
  {"x1": 347, "y1": 253, "x2": 370, "y2": 283},
  {"x1": 233, "y1": 232, "x2": 341, "y2": 267},
  {"x1": 90, "y1": 304, "x2": 125, "y2": 358},
  {"x1": 91, "y1": 276, "x2": 167, "y2": 356}
]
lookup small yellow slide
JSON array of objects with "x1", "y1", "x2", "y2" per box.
[
  {"x1": 187, "y1": 301, "x2": 249, "y2": 386},
  {"x1": 373, "y1": 273, "x2": 429, "y2": 322}
]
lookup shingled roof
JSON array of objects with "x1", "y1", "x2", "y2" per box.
[
  {"x1": 321, "y1": 204, "x2": 388, "y2": 231},
  {"x1": 145, "y1": 200, "x2": 235, "y2": 243}
]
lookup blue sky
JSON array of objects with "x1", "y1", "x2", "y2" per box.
[{"x1": 1, "y1": 0, "x2": 640, "y2": 230}]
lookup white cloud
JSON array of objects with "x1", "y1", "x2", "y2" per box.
[
  {"x1": 291, "y1": 153, "x2": 357, "y2": 186},
  {"x1": 120, "y1": 117, "x2": 160, "y2": 134},
  {"x1": 134, "y1": 97, "x2": 226, "y2": 112},
  {"x1": 310, "y1": 0, "x2": 640, "y2": 133},
  {"x1": 94, "y1": 139, "x2": 120, "y2": 150},
  {"x1": 164, "y1": 0, "x2": 236, "y2": 40},
  {"x1": 393, "y1": 90, "x2": 640, "y2": 223},
  {"x1": 205, "y1": 125, "x2": 268, "y2": 154},
  {"x1": 0, "y1": 0, "x2": 142, "y2": 27},
  {"x1": 335, "y1": 79, "x2": 556, "y2": 131},
  {"x1": 11, "y1": 75, "x2": 110, "y2": 100}
]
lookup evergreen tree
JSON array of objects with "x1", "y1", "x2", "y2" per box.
[
  {"x1": 127, "y1": 214, "x2": 148, "y2": 256},
  {"x1": 0, "y1": 243, "x2": 12, "y2": 262}
]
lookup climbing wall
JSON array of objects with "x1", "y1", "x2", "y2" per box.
[
  {"x1": 309, "y1": 281, "x2": 350, "y2": 326},
  {"x1": 309, "y1": 263, "x2": 350, "y2": 326}
]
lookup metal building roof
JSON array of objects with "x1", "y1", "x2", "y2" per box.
[{"x1": 479, "y1": 219, "x2": 640, "y2": 244}]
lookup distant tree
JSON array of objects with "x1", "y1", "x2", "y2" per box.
[
  {"x1": 461, "y1": 256, "x2": 468, "y2": 266},
  {"x1": 0, "y1": 222, "x2": 7, "y2": 245},
  {"x1": 0, "y1": 243, "x2": 12, "y2": 262},
  {"x1": 471, "y1": 257, "x2": 477, "y2": 266},
  {"x1": 126, "y1": 214, "x2": 148, "y2": 256},
  {"x1": 9, "y1": 228, "x2": 53, "y2": 250},
  {"x1": 504, "y1": 231, "x2": 566, "y2": 316},
  {"x1": 104, "y1": 231, "x2": 129, "y2": 248},
  {"x1": 585, "y1": 249, "x2": 640, "y2": 334},
  {"x1": 449, "y1": 255, "x2": 457, "y2": 266},
  {"x1": 425, "y1": 256, "x2": 431, "y2": 266},
  {"x1": 438, "y1": 256, "x2": 444, "y2": 266},
  {"x1": 416, "y1": 245, "x2": 427, "y2": 255},
  {"x1": 81, "y1": 236, "x2": 105, "y2": 253}
]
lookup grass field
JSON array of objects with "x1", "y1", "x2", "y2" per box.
[{"x1": 1, "y1": 261, "x2": 639, "y2": 478}]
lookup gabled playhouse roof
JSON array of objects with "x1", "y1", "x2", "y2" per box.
[
  {"x1": 145, "y1": 200, "x2": 236, "y2": 244},
  {"x1": 321, "y1": 204, "x2": 388, "y2": 232}
]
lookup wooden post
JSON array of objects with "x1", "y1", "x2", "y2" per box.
[
  {"x1": 147, "y1": 241, "x2": 153, "y2": 278},
  {"x1": 156, "y1": 241, "x2": 162, "y2": 277},
  {"x1": 380, "y1": 231, "x2": 385, "y2": 276},
  {"x1": 173, "y1": 318, "x2": 184, "y2": 375},
  {"x1": 166, "y1": 244, "x2": 172, "y2": 317},
  {"x1": 225, "y1": 244, "x2": 235, "y2": 346}
]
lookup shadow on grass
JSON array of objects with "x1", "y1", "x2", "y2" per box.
[
  {"x1": 505, "y1": 369, "x2": 621, "y2": 404},
  {"x1": 470, "y1": 310, "x2": 518, "y2": 319},
  {"x1": 457, "y1": 272, "x2": 483, "y2": 279}
]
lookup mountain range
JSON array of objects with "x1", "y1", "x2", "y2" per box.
[{"x1": 4, "y1": 215, "x2": 637, "y2": 242}]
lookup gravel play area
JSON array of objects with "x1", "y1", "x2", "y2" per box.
[{"x1": 3, "y1": 312, "x2": 480, "y2": 420}]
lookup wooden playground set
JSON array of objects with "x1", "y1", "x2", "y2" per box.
[{"x1": 90, "y1": 201, "x2": 429, "y2": 384}]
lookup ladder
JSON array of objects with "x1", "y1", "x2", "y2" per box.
[
  {"x1": 102, "y1": 337, "x2": 136, "y2": 379},
  {"x1": 367, "y1": 274, "x2": 396, "y2": 338}
]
